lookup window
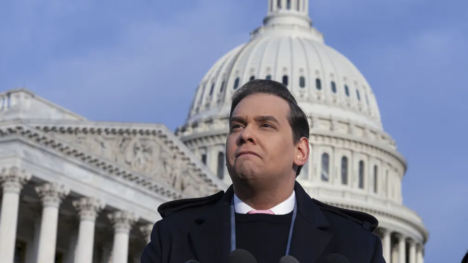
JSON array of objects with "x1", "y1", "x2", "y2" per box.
[
  {"x1": 331, "y1": 81, "x2": 337, "y2": 93},
  {"x1": 366, "y1": 95, "x2": 370, "y2": 106},
  {"x1": 250, "y1": 75, "x2": 255, "y2": 81},
  {"x1": 356, "y1": 89, "x2": 361, "y2": 101},
  {"x1": 316, "y1": 78, "x2": 322, "y2": 90},
  {"x1": 266, "y1": 75, "x2": 272, "y2": 80},
  {"x1": 201, "y1": 154, "x2": 207, "y2": 165},
  {"x1": 373, "y1": 165, "x2": 378, "y2": 193},
  {"x1": 358, "y1": 160, "x2": 365, "y2": 189},
  {"x1": 233, "y1": 78, "x2": 240, "y2": 90},
  {"x1": 282, "y1": 75, "x2": 289, "y2": 86},
  {"x1": 297, "y1": 0, "x2": 301, "y2": 11},
  {"x1": 217, "y1": 152, "x2": 225, "y2": 180},
  {"x1": 277, "y1": 0, "x2": 281, "y2": 8},
  {"x1": 321, "y1": 153, "x2": 330, "y2": 182},
  {"x1": 345, "y1": 85, "x2": 350, "y2": 97},
  {"x1": 287, "y1": 0, "x2": 291, "y2": 9},
  {"x1": 209, "y1": 83, "x2": 215, "y2": 96},
  {"x1": 220, "y1": 81, "x2": 225, "y2": 92},
  {"x1": 341, "y1": 156, "x2": 348, "y2": 185},
  {"x1": 299, "y1": 76, "x2": 306, "y2": 88}
]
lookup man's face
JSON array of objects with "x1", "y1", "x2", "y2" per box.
[{"x1": 226, "y1": 93, "x2": 307, "y2": 185}]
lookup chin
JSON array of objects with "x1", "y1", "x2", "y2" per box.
[{"x1": 233, "y1": 163, "x2": 262, "y2": 180}]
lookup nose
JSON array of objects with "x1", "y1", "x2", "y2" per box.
[{"x1": 237, "y1": 125, "x2": 256, "y2": 146}]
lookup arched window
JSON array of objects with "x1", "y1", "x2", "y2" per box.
[
  {"x1": 217, "y1": 152, "x2": 225, "y2": 180},
  {"x1": 345, "y1": 85, "x2": 350, "y2": 97},
  {"x1": 321, "y1": 153, "x2": 330, "y2": 182},
  {"x1": 356, "y1": 89, "x2": 361, "y2": 101},
  {"x1": 373, "y1": 165, "x2": 378, "y2": 193},
  {"x1": 209, "y1": 83, "x2": 215, "y2": 96},
  {"x1": 233, "y1": 78, "x2": 240, "y2": 90},
  {"x1": 277, "y1": 0, "x2": 281, "y2": 8},
  {"x1": 266, "y1": 75, "x2": 272, "y2": 80},
  {"x1": 331, "y1": 81, "x2": 337, "y2": 93},
  {"x1": 341, "y1": 156, "x2": 348, "y2": 185},
  {"x1": 316, "y1": 78, "x2": 322, "y2": 90},
  {"x1": 287, "y1": 0, "x2": 291, "y2": 9},
  {"x1": 250, "y1": 75, "x2": 255, "y2": 81},
  {"x1": 299, "y1": 76, "x2": 306, "y2": 88},
  {"x1": 201, "y1": 154, "x2": 207, "y2": 165},
  {"x1": 220, "y1": 81, "x2": 225, "y2": 92},
  {"x1": 358, "y1": 160, "x2": 365, "y2": 189},
  {"x1": 282, "y1": 75, "x2": 289, "y2": 86}
]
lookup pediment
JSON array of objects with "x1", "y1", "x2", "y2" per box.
[{"x1": 9, "y1": 121, "x2": 225, "y2": 198}]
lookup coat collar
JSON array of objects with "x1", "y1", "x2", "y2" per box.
[{"x1": 189, "y1": 182, "x2": 333, "y2": 263}]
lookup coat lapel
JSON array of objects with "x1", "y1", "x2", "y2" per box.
[
  {"x1": 291, "y1": 182, "x2": 333, "y2": 263},
  {"x1": 189, "y1": 186, "x2": 234, "y2": 263}
]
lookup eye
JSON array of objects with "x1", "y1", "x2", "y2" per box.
[
  {"x1": 261, "y1": 123, "x2": 273, "y2": 128},
  {"x1": 231, "y1": 124, "x2": 243, "y2": 130}
]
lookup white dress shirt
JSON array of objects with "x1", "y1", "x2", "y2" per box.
[{"x1": 233, "y1": 191, "x2": 296, "y2": 215}]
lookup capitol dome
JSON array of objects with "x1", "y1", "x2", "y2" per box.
[{"x1": 177, "y1": 1, "x2": 428, "y2": 261}]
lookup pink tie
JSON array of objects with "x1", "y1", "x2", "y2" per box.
[{"x1": 247, "y1": 210, "x2": 275, "y2": 215}]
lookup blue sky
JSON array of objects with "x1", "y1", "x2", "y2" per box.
[{"x1": 1, "y1": 0, "x2": 467, "y2": 262}]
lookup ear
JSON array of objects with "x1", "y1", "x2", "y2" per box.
[{"x1": 293, "y1": 137, "x2": 309, "y2": 167}]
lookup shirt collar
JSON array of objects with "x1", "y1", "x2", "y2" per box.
[{"x1": 233, "y1": 190, "x2": 296, "y2": 215}]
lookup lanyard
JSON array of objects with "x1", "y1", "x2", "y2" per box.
[{"x1": 230, "y1": 197, "x2": 298, "y2": 256}]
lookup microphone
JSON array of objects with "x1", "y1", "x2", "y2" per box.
[
  {"x1": 279, "y1": 255, "x2": 300, "y2": 263},
  {"x1": 184, "y1": 260, "x2": 199, "y2": 263},
  {"x1": 320, "y1": 254, "x2": 350, "y2": 263},
  {"x1": 228, "y1": 249, "x2": 258, "y2": 263}
]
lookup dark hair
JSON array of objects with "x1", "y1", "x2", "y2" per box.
[{"x1": 229, "y1": 79, "x2": 310, "y2": 176}]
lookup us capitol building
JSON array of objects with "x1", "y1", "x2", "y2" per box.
[{"x1": 0, "y1": 1, "x2": 428, "y2": 263}]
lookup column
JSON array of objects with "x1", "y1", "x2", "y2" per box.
[
  {"x1": 36, "y1": 183, "x2": 69, "y2": 263},
  {"x1": 417, "y1": 244, "x2": 424, "y2": 263},
  {"x1": 382, "y1": 229, "x2": 391, "y2": 262},
  {"x1": 408, "y1": 239, "x2": 416, "y2": 263},
  {"x1": 396, "y1": 234, "x2": 406, "y2": 263},
  {"x1": 0, "y1": 166, "x2": 31, "y2": 263},
  {"x1": 108, "y1": 211, "x2": 138, "y2": 263},
  {"x1": 140, "y1": 224, "x2": 153, "y2": 244},
  {"x1": 73, "y1": 197, "x2": 105, "y2": 263}
]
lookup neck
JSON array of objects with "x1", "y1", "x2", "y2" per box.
[{"x1": 233, "y1": 178, "x2": 295, "y2": 210}]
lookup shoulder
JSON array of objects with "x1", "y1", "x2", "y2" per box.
[
  {"x1": 158, "y1": 190, "x2": 225, "y2": 219},
  {"x1": 313, "y1": 199, "x2": 379, "y2": 232}
]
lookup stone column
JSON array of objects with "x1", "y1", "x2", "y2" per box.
[
  {"x1": 408, "y1": 239, "x2": 416, "y2": 263},
  {"x1": 73, "y1": 197, "x2": 105, "y2": 263},
  {"x1": 36, "y1": 183, "x2": 69, "y2": 263},
  {"x1": 417, "y1": 244, "x2": 424, "y2": 263},
  {"x1": 396, "y1": 234, "x2": 406, "y2": 263},
  {"x1": 0, "y1": 166, "x2": 31, "y2": 263},
  {"x1": 108, "y1": 211, "x2": 138, "y2": 263},
  {"x1": 382, "y1": 229, "x2": 391, "y2": 262},
  {"x1": 140, "y1": 224, "x2": 153, "y2": 244}
]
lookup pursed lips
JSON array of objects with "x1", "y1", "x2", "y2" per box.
[{"x1": 236, "y1": 151, "x2": 260, "y2": 158}]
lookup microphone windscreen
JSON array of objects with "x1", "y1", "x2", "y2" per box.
[
  {"x1": 184, "y1": 260, "x2": 199, "y2": 263},
  {"x1": 279, "y1": 255, "x2": 300, "y2": 263},
  {"x1": 321, "y1": 254, "x2": 350, "y2": 263},
  {"x1": 228, "y1": 249, "x2": 258, "y2": 263}
]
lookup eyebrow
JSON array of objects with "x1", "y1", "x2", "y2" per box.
[{"x1": 230, "y1": 115, "x2": 280, "y2": 125}]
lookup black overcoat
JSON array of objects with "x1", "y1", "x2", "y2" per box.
[{"x1": 141, "y1": 182, "x2": 385, "y2": 263}]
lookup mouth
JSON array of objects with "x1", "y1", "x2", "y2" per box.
[{"x1": 236, "y1": 151, "x2": 259, "y2": 158}]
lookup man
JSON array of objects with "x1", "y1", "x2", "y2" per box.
[{"x1": 141, "y1": 80, "x2": 385, "y2": 263}]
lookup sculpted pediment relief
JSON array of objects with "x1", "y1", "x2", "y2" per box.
[{"x1": 46, "y1": 130, "x2": 216, "y2": 197}]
